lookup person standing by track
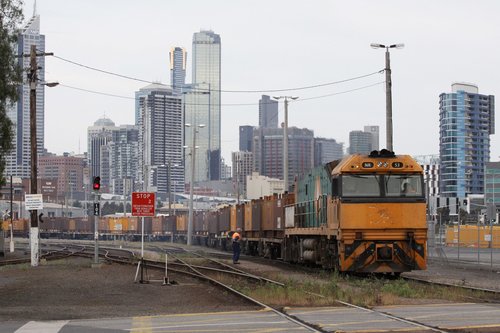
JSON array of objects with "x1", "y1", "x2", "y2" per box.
[{"x1": 232, "y1": 228, "x2": 242, "y2": 264}]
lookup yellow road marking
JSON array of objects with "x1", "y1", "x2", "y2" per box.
[{"x1": 131, "y1": 316, "x2": 153, "y2": 333}]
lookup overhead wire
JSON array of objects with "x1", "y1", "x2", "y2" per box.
[
  {"x1": 52, "y1": 54, "x2": 384, "y2": 94},
  {"x1": 59, "y1": 81, "x2": 386, "y2": 107}
]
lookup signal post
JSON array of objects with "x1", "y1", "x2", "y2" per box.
[{"x1": 92, "y1": 177, "x2": 101, "y2": 267}]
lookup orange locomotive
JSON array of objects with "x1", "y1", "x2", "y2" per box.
[{"x1": 283, "y1": 149, "x2": 427, "y2": 273}]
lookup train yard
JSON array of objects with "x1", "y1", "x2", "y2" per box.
[{"x1": 1, "y1": 239, "x2": 500, "y2": 332}]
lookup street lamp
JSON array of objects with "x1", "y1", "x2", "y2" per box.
[
  {"x1": 185, "y1": 123, "x2": 206, "y2": 246},
  {"x1": 370, "y1": 43, "x2": 404, "y2": 152},
  {"x1": 272, "y1": 96, "x2": 298, "y2": 192}
]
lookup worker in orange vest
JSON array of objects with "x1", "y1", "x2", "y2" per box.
[{"x1": 232, "y1": 228, "x2": 242, "y2": 264}]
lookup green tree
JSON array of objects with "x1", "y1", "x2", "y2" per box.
[{"x1": 0, "y1": 0, "x2": 24, "y2": 187}]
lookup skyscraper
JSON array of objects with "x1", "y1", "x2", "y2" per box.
[
  {"x1": 5, "y1": 12, "x2": 46, "y2": 178},
  {"x1": 363, "y1": 125, "x2": 379, "y2": 151},
  {"x1": 314, "y1": 138, "x2": 344, "y2": 166},
  {"x1": 259, "y1": 95, "x2": 279, "y2": 129},
  {"x1": 87, "y1": 116, "x2": 116, "y2": 181},
  {"x1": 192, "y1": 30, "x2": 221, "y2": 180},
  {"x1": 169, "y1": 47, "x2": 187, "y2": 94},
  {"x1": 439, "y1": 83, "x2": 495, "y2": 197},
  {"x1": 253, "y1": 127, "x2": 314, "y2": 190},
  {"x1": 183, "y1": 83, "x2": 210, "y2": 183},
  {"x1": 107, "y1": 125, "x2": 139, "y2": 196},
  {"x1": 137, "y1": 84, "x2": 184, "y2": 194},
  {"x1": 239, "y1": 126, "x2": 254, "y2": 152},
  {"x1": 348, "y1": 131, "x2": 372, "y2": 154}
]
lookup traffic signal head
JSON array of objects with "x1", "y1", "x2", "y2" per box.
[{"x1": 93, "y1": 176, "x2": 101, "y2": 191}]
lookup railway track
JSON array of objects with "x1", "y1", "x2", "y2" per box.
[{"x1": 3, "y1": 241, "x2": 500, "y2": 332}]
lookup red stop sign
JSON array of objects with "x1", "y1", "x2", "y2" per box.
[{"x1": 132, "y1": 192, "x2": 156, "y2": 217}]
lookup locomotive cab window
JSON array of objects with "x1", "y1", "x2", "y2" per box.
[
  {"x1": 342, "y1": 174, "x2": 381, "y2": 197},
  {"x1": 385, "y1": 174, "x2": 423, "y2": 197}
]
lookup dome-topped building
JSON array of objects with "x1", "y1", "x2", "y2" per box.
[
  {"x1": 87, "y1": 115, "x2": 117, "y2": 181},
  {"x1": 93, "y1": 116, "x2": 115, "y2": 128}
]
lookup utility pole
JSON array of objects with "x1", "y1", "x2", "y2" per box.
[
  {"x1": 10, "y1": 175, "x2": 14, "y2": 253},
  {"x1": 25, "y1": 45, "x2": 55, "y2": 267},
  {"x1": 167, "y1": 161, "x2": 172, "y2": 217},
  {"x1": 384, "y1": 48, "x2": 393, "y2": 152},
  {"x1": 370, "y1": 43, "x2": 404, "y2": 152},
  {"x1": 236, "y1": 156, "x2": 240, "y2": 205},
  {"x1": 272, "y1": 96, "x2": 298, "y2": 192},
  {"x1": 186, "y1": 123, "x2": 205, "y2": 246}
]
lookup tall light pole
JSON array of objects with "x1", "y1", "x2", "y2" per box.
[
  {"x1": 370, "y1": 43, "x2": 404, "y2": 152},
  {"x1": 185, "y1": 123, "x2": 205, "y2": 246},
  {"x1": 272, "y1": 96, "x2": 298, "y2": 192}
]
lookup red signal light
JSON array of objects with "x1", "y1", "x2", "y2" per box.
[{"x1": 93, "y1": 176, "x2": 101, "y2": 191}]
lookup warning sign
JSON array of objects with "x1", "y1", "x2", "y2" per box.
[{"x1": 132, "y1": 192, "x2": 156, "y2": 217}]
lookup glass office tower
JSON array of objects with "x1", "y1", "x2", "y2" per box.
[
  {"x1": 192, "y1": 30, "x2": 221, "y2": 180},
  {"x1": 5, "y1": 13, "x2": 46, "y2": 178}
]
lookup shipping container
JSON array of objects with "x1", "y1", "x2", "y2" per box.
[
  {"x1": 75, "y1": 218, "x2": 92, "y2": 233},
  {"x1": 194, "y1": 212, "x2": 204, "y2": 233},
  {"x1": 109, "y1": 217, "x2": 129, "y2": 233},
  {"x1": 128, "y1": 217, "x2": 139, "y2": 233},
  {"x1": 152, "y1": 217, "x2": 163, "y2": 234},
  {"x1": 176, "y1": 215, "x2": 187, "y2": 232},
  {"x1": 68, "y1": 219, "x2": 76, "y2": 232},
  {"x1": 165, "y1": 216, "x2": 176, "y2": 232},
  {"x1": 219, "y1": 206, "x2": 230, "y2": 232},
  {"x1": 143, "y1": 217, "x2": 153, "y2": 234},
  {"x1": 245, "y1": 199, "x2": 262, "y2": 233},
  {"x1": 207, "y1": 211, "x2": 219, "y2": 234},
  {"x1": 446, "y1": 225, "x2": 500, "y2": 248}
]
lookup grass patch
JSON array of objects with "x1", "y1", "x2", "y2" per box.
[{"x1": 218, "y1": 269, "x2": 498, "y2": 308}]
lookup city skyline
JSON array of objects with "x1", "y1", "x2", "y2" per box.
[{"x1": 21, "y1": 1, "x2": 500, "y2": 165}]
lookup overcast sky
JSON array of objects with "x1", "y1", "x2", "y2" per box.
[{"x1": 23, "y1": 0, "x2": 500, "y2": 164}]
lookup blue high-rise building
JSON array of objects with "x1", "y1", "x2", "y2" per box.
[{"x1": 439, "y1": 83, "x2": 495, "y2": 197}]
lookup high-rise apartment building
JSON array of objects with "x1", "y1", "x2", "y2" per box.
[
  {"x1": 169, "y1": 47, "x2": 187, "y2": 94},
  {"x1": 314, "y1": 138, "x2": 344, "y2": 166},
  {"x1": 5, "y1": 12, "x2": 46, "y2": 178},
  {"x1": 137, "y1": 84, "x2": 184, "y2": 195},
  {"x1": 107, "y1": 125, "x2": 139, "y2": 196},
  {"x1": 87, "y1": 116, "x2": 116, "y2": 181},
  {"x1": 439, "y1": 83, "x2": 495, "y2": 197},
  {"x1": 485, "y1": 162, "x2": 500, "y2": 216},
  {"x1": 192, "y1": 30, "x2": 221, "y2": 180},
  {"x1": 348, "y1": 131, "x2": 372, "y2": 154},
  {"x1": 253, "y1": 127, "x2": 314, "y2": 190},
  {"x1": 259, "y1": 95, "x2": 279, "y2": 129}
]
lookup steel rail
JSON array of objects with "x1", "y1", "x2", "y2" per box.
[
  {"x1": 168, "y1": 253, "x2": 323, "y2": 333},
  {"x1": 334, "y1": 299, "x2": 450, "y2": 333},
  {"x1": 403, "y1": 275, "x2": 500, "y2": 294}
]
